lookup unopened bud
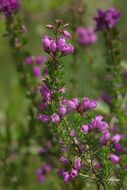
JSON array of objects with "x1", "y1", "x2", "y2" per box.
[
  {"x1": 55, "y1": 19, "x2": 63, "y2": 26},
  {"x1": 46, "y1": 24, "x2": 54, "y2": 29},
  {"x1": 63, "y1": 23, "x2": 69, "y2": 28}
]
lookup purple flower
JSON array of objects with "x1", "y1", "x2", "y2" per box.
[
  {"x1": 74, "y1": 158, "x2": 82, "y2": 171},
  {"x1": 70, "y1": 169, "x2": 78, "y2": 178},
  {"x1": 51, "y1": 113, "x2": 60, "y2": 124},
  {"x1": 90, "y1": 115, "x2": 109, "y2": 131},
  {"x1": 60, "y1": 156, "x2": 69, "y2": 165},
  {"x1": 63, "y1": 172, "x2": 71, "y2": 183},
  {"x1": 105, "y1": 7, "x2": 121, "y2": 28},
  {"x1": 57, "y1": 38, "x2": 74, "y2": 55},
  {"x1": 36, "y1": 56, "x2": 46, "y2": 65},
  {"x1": 57, "y1": 38, "x2": 66, "y2": 51},
  {"x1": 59, "y1": 106, "x2": 66, "y2": 116},
  {"x1": 81, "y1": 124, "x2": 89, "y2": 133},
  {"x1": 33, "y1": 66, "x2": 40, "y2": 77},
  {"x1": 94, "y1": 9, "x2": 107, "y2": 31},
  {"x1": 42, "y1": 36, "x2": 57, "y2": 53},
  {"x1": 94, "y1": 8, "x2": 121, "y2": 31},
  {"x1": 68, "y1": 100, "x2": 77, "y2": 110},
  {"x1": 42, "y1": 30, "x2": 73, "y2": 56},
  {"x1": 0, "y1": 0, "x2": 20, "y2": 17},
  {"x1": 38, "y1": 114, "x2": 50, "y2": 123},
  {"x1": 50, "y1": 40, "x2": 57, "y2": 53},
  {"x1": 111, "y1": 134, "x2": 121, "y2": 144},
  {"x1": 60, "y1": 87, "x2": 65, "y2": 94},
  {"x1": 109, "y1": 153, "x2": 120, "y2": 164},
  {"x1": 81, "y1": 97, "x2": 97, "y2": 111},
  {"x1": 39, "y1": 85, "x2": 51, "y2": 101},
  {"x1": 69, "y1": 130, "x2": 76, "y2": 137},
  {"x1": 63, "y1": 30, "x2": 72, "y2": 39},
  {"x1": 100, "y1": 131, "x2": 110, "y2": 145},
  {"x1": 36, "y1": 169, "x2": 45, "y2": 184},
  {"x1": 61, "y1": 44, "x2": 74, "y2": 55},
  {"x1": 57, "y1": 169, "x2": 65, "y2": 177},
  {"x1": 39, "y1": 101, "x2": 48, "y2": 111},
  {"x1": 76, "y1": 26, "x2": 97, "y2": 46},
  {"x1": 25, "y1": 56, "x2": 33, "y2": 65},
  {"x1": 42, "y1": 164, "x2": 52, "y2": 173},
  {"x1": 114, "y1": 143, "x2": 124, "y2": 153},
  {"x1": 42, "y1": 36, "x2": 51, "y2": 52},
  {"x1": 73, "y1": 97, "x2": 79, "y2": 106},
  {"x1": 36, "y1": 164, "x2": 52, "y2": 184}
]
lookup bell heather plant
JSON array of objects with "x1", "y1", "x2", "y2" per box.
[
  {"x1": 0, "y1": 0, "x2": 53, "y2": 188},
  {"x1": 94, "y1": 8, "x2": 127, "y2": 130},
  {"x1": 76, "y1": 26, "x2": 97, "y2": 46},
  {"x1": 1, "y1": 1, "x2": 127, "y2": 189},
  {"x1": 38, "y1": 19, "x2": 127, "y2": 189}
]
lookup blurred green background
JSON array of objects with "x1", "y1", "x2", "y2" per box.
[{"x1": 0, "y1": 0, "x2": 127, "y2": 189}]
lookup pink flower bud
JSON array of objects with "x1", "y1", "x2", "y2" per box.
[
  {"x1": 38, "y1": 114, "x2": 50, "y2": 123},
  {"x1": 71, "y1": 169, "x2": 78, "y2": 178},
  {"x1": 109, "y1": 153, "x2": 120, "y2": 164},
  {"x1": 61, "y1": 44, "x2": 74, "y2": 55},
  {"x1": 59, "y1": 106, "x2": 67, "y2": 116},
  {"x1": 74, "y1": 158, "x2": 82, "y2": 171},
  {"x1": 36, "y1": 56, "x2": 46, "y2": 65},
  {"x1": 111, "y1": 134, "x2": 121, "y2": 144},
  {"x1": 114, "y1": 143, "x2": 124, "y2": 153},
  {"x1": 64, "y1": 172, "x2": 71, "y2": 183},
  {"x1": 81, "y1": 125, "x2": 89, "y2": 133},
  {"x1": 63, "y1": 30, "x2": 72, "y2": 39},
  {"x1": 82, "y1": 97, "x2": 97, "y2": 111},
  {"x1": 100, "y1": 131, "x2": 110, "y2": 145},
  {"x1": 33, "y1": 66, "x2": 40, "y2": 77},
  {"x1": 50, "y1": 40, "x2": 57, "y2": 53},
  {"x1": 68, "y1": 100, "x2": 77, "y2": 109},
  {"x1": 51, "y1": 113, "x2": 60, "y2": 124},
  {"x1": 42, "y1": 36, "x2": 51, "y2": 52},
  {"x1": 60, "y1": 156, "x2": 69, "y2": 165},
  {"x1": 69, "y1": 130, "x2": 76, "y2": 137},
  {"x1": 57, "y1": 38, "x2": 66, "y2": 51},
  {"x1": 25, "y1": 56, "x2": 33, "y2": 64}
]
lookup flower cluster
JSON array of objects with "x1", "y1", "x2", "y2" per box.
[
  {"x1": 94, "y1": 7, "x2": 121, "y2": 31},
  {"x1": 58, "y1": 158, "x2": 82, "y2": 183},
  {"x1": 80, "y1": 115, "x2": 124, "y2": 164},
  {"x1": 37, "y1": 19, "x2": 127, "y2": 188},
  {"x1": 0, "y1": 0, "x2": 20, "y2": 17},
  {"x1": 65, "y1": 97, "x2": 97, "y2": 114},
  {"x1": 57, "y1": 113, "x2": 124, "y2": 183},
  {"x1": 38, "y1": 94, "x2": 97, "y2": 124},
  {"x1": 76, "y1": 27, "x2": 97, "y2": 46},
  {"x1": 36, "y1": 164, "x2": 52, "y2": 184},
  {"x1": 24, "y1": 55, "x2": 46, "y2": 77},
  {"x1": 42, "y1": 31, "x2": 74, "y2": 56}
]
